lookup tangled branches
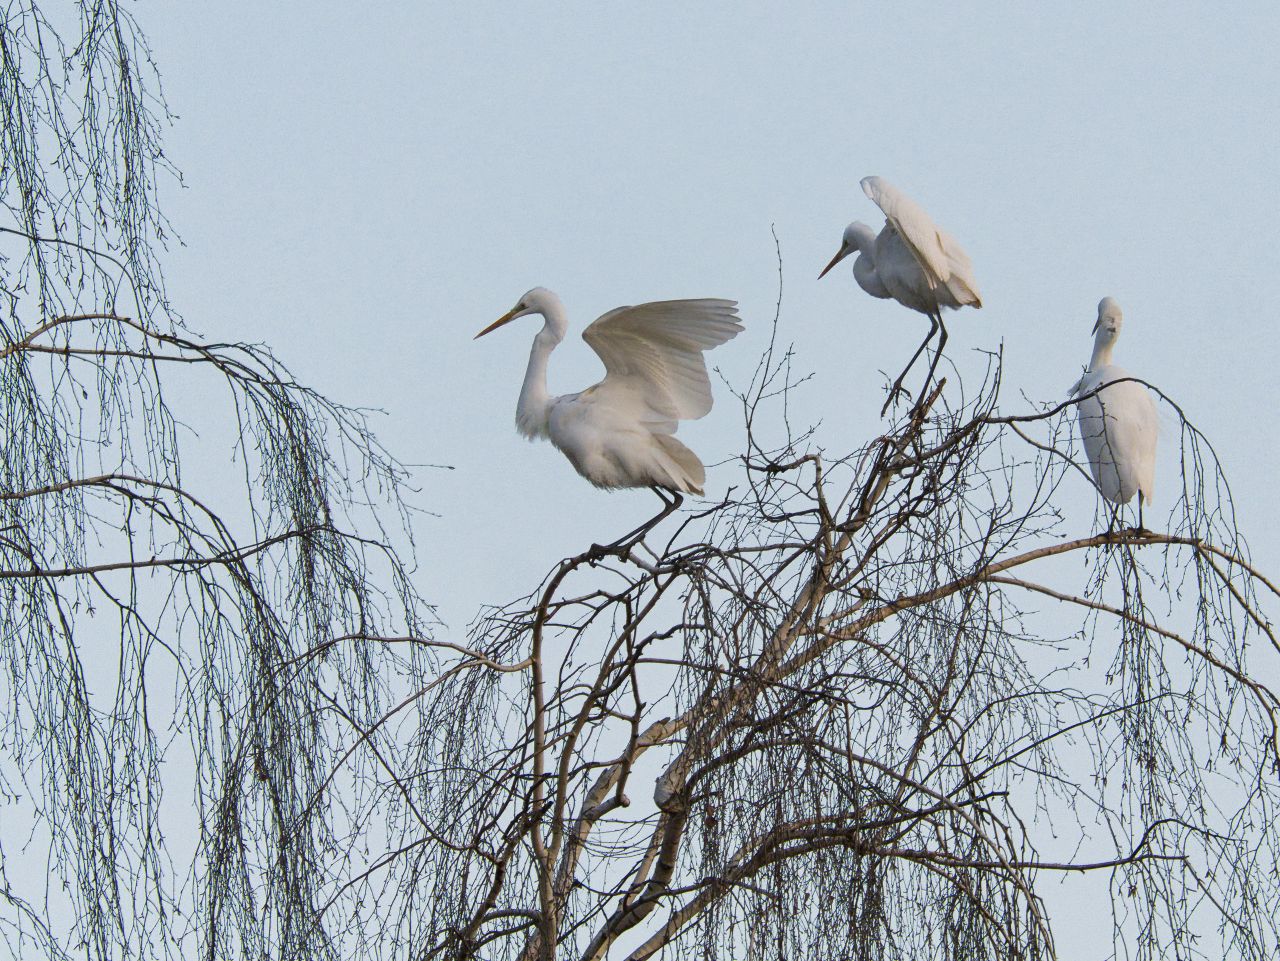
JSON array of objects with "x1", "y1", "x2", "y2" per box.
[
  {"x1": 0, "y1": 301, "x2": 435, "y2": 959},
  {"x1": 385, "y1": 311, "x2": 1279, "y2": 961}
]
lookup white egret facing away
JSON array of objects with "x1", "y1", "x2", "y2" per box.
[
  {"x1": 819, "y1": 176, "x2": 982, "y2": 411},
  {"x1": 1070, "y1": 297, "x2": 1158, "y2": 529},
  {"x1": 475, "y1": 287, "x2": 742, "y2": 518}
]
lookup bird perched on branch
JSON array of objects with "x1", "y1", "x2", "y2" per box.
[
  {"x1": 819, "y1": 176, "x2": 982, "y2": 410},
  {"x1": 1070, "y1": 297, "x2": 1158, "y2": 529},
  {"x1": 475, "y1": 287, "x2": 741, "y2": 510}
]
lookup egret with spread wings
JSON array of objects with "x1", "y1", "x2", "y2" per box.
[
  {"x1": 819, "y1": 176, "x2": 982, "y2": 411},
  {"x1": 1070, "y1": 297, "x2": 1158, "y2": 530},
  {"x1": 475, "y1": 287, "x2": 742, "y2": 511}
]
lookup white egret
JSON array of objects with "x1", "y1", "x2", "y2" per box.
[
  {"x1": 819, "y1": 176, "x2": 982, "y2": 410},
  {"x1": 475, "y1": 287, "x2": 742, "y2": 519},
  {"x1": 1070, "y1": 297, "x2": 1158, "y2": 529}
]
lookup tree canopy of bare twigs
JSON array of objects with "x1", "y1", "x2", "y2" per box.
[{"x1": 392, "y1": 294, "x2": 1280, "y2": 961}]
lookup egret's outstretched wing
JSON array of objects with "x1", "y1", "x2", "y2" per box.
[
  {"x1": 861, "y1": 176, "x2": 948, "y2": 281},
  {"x1": 862, "y1": 176, "x2": 980, "y2": 306},
  {"x1": 582, "y1": 299, "x2": 742, "y2": 423}
]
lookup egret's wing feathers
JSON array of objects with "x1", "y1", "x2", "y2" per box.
[
  {"x1": 862, "y1": 176, "x2": 982, "y2": 309},
  {"x1": 1075, "y1": 367, "x2": 1159, "y2": 504},
  {"x1": 582, "y1": 299, "x2": 742, "y2": 423},
  {"x1": 1104, "y1": 378, "x2": 1159, "y2": 503},
  {"x1": 861, "y1": 176, "x2": 951, "y2": 285}
]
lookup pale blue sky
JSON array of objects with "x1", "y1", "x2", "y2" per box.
[
  {"x1": 144, "y1": 1, "x2": 1280, "y2": 600},
  {"x1": 137, "y1": 2, "x2": 1280, "y2": 953}
]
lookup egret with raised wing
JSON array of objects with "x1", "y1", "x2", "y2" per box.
[
  {"x1": 1070, "y1": 297, "x2": 1158, "y2": 529},
  {"x1": 475, "y1": 287, "x2": 742, "y2": 525},
  {"x1": 819, "y1": 176, "x2": 982, "y2": 411}
]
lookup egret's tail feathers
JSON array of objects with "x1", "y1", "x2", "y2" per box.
[
  {"x1": 956, "y1": 285, "x2": 983, "y2": 310},
  {"x1": 935, "y1": 228, "x2": 982, "y2": 309},
  {"x1": 943, "y1": 264, "x2": 982, "y2": 309},
  {"x1": 653, "y1": 433, "x2": 706, "y2": 496}
]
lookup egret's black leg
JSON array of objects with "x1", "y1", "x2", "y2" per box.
[
  {"x1": 918, "y1": 314, "x2": 948, "y2": 406},
  {"x1": 588, "y1": 487, "x2": 684, "y2": 561},
  {"x1": 881, "y1": 314, "x2": 940, "y2": 417}
]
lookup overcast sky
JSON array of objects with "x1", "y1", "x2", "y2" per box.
[{"x1": 138, "y1": 3, "x2": 1280, "y2": 954}]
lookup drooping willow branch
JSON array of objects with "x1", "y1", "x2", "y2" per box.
[{"x1": 3, "y1": 307, "x2": 433, "y2": 961}]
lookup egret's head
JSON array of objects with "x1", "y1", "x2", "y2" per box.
[
  {"x1": 1092, "y1": 296, "x2": 1123, "y2": 339},
  {"x1": 818, "y1": 222, "x2": 876, "y2": 280},
  {"x1": 475, "y1": 287, "x2": 564, "y2": 339}
]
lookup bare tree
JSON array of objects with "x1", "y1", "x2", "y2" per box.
[
  {"x1": 1, "y1": 5, "x2": 432, "y2": 959},
  {"x1": 378, "y1": 283, "x2": 1280, "y2": 961}
]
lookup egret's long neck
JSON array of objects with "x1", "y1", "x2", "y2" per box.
[
  {"x1": 1088, "y1": 332, "x2": 1116, "y2": 371},
  {"x1": 849, "y1": 223, "x2": 878, "y2": 259},
  {"x1": 515, "y1": 310, "x2": 566, "y2": 440}
]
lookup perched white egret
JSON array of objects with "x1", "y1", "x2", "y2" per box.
[
  {"x1": 819, "y1": 176, "x2": 982, "y2": 409},
  {"x1": 475, "y1": 287, "x2": 742, "y2": 506},
  {"x1": 1070, "y1": 297, "x2": 1158, "y2": 528}
]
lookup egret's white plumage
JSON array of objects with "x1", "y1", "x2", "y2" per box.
[
  {"x1": 818, "y1": 176, "x2": 982, "y2": 316},
  {"x1": 819, "y1": 177, "x2": 981, "y2": 413},
  {"x1": 475, "y1": 288, "x2": 741, "y2": 495},
  {"x1": 1070, "y1": 297, "x2": 1158, "y2": 513}
]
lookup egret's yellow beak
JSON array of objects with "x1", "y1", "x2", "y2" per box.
[
  {"x1": 817, "y1": 244, "x2": 852, "y2": 280},
  {"x1": 475, "y1": 306, "x2": 520, "y2": 339}
]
